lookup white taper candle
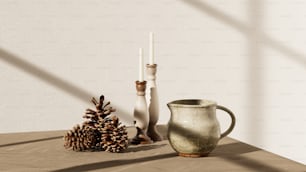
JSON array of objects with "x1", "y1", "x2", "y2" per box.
[
  {"x1": 139, "y1": 48, "x2": 144, "y2": 82},
  {"x1": 149, "y1": 32, "x2": 154, "y2": 65}
]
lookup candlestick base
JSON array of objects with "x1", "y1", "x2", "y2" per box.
[
  {"x1": 130, "y1": 127, "x2": 153, "y2": 145},
  {"x1": 147, "y1": 124, "x2": 163, "y2": 141}
]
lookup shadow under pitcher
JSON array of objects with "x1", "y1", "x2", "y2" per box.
[{"x1": 167, "y1": 99, "x2": 236, "y2": 157}]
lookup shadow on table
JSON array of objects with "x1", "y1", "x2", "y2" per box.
[
  {"x1": 53, "y1": 135, "x2": 286, "y2": 172},
  {"x1": 52, "y1": 152, "x2": 177, "y2": 172},
  {"x1": 212, "y1": 142, "x2": 284, "y2": 172},
  {"x1": 211, "y1": 141, "x2": 260, "y2": 156},
  {"x1": 155, "y1": 124, "x2": 286, "y2": 172},
  {"x1": 222, "y1": 155, "x2": 285, "y2": 172},
  {"x1": 52, "y1": 141, "x2": 285, "y2": 172},
  {"x1": 0, "y1": 136, "x2": 62, "y2": 148},
  {"x1": 125, "y1": 143, "x2": 167, "y2": 153}
]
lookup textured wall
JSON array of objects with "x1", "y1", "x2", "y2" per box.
[{"x1": 1, "y1": 0, "x2": 306, "y2": 164}]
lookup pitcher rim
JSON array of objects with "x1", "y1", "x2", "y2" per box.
[{"x1": 167, "y1": 99, "x2": 217, "y2": 108}]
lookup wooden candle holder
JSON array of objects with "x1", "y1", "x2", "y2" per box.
[
  {"x1": 146, "y1": 64, "x2": 162, "y2": 141},
  {"x1": 131, "y1": 81, "x2": 153, "y2": 145}
]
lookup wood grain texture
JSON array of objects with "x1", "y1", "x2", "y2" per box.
[{"x1": 0, "y1": 126, "x2": 305, "y2": 172}]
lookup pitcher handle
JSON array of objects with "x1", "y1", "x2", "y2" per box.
[{"x1": 216, "y1": 105, "x2": 236, "y2": 139}]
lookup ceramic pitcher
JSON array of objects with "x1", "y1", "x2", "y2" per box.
[{"x1": 167, "y1": 99, "x2": 236, "y2": 157}]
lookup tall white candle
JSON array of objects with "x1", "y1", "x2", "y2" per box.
[
  {"x1": 149, "y1": 32, "x2": 154, "y2": 65},
  {"x1": 139, "y1": 48, "x2": 144, "y2": 82}
]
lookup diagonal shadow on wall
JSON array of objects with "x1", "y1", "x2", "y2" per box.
[
  {"x1": 180, "y1": 0, "x2": 306, "y2": 145},
  {"x1": 0, "y1": 48, "x2": 133, "y2": 123},
  {"x1": 247, "y1": 0, "x2": 264, "y2": 145},
  {"x1": 0, "y1": 48, "x2": 93, "y2": 101},
  {"x1": 181, "y1": 0, "x2": 306, "y2": 66}
]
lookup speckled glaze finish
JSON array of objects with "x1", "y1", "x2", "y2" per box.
[{"x1": 167, "y1": 99, "x2": 236, "y2": 157}]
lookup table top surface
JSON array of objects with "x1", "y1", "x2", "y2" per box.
[{"x1": 0, "y1": 125, "x2": 305, "y2": 172}]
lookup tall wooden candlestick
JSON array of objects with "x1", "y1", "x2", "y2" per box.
[
  {"x1": 131, "y1": 81, "x2": 153, "y2": 145},
  {"x1": 146, "y1": 64, "x2": 162, "y2": 141}
]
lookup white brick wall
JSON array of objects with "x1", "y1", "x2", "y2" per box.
[{"x1": 1, "y1": 0, "x2": 306, "y2": 164}]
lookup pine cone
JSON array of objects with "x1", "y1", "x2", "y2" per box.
[
  {"x1": 83, "y1": 95, "x2": 115, "y2": 121},
  {"x1": 100, "y1": 116, "x2": 129, "y2": 153},
  {"x1": 64, "y1": 124, "x2": 93, "y2": 151},
  {"x1": 64, "y1": 95, "x2": 129, "y2": 153}
]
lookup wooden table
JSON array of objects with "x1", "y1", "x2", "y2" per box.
[{"x1": 0, "y1": 126, "x2": 305, "y2": 172}]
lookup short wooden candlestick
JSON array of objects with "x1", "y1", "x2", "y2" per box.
[{"x1": 131, "y1": 81, "x2": 153, "y2": 145}]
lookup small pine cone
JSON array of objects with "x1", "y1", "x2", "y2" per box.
[
  {"x1": 83, "y1": 95, "x2": 116, "y2": 122},
  {"x1": 82, "y1": 124, "x2": 99, "y2": 150},
  {"x1": 100, "y1": 116, "x2": 129, "y2": 153},
  {"x1": 64, "y1": 124, "x2": 93, "y2": 151}
]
